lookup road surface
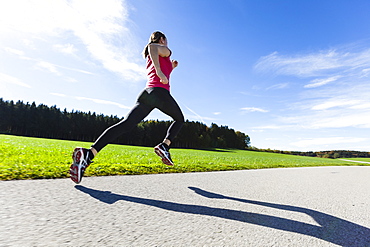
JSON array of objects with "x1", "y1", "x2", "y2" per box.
[{"x1": 1, "y1": 166, "x2": 370, "y2": 246}]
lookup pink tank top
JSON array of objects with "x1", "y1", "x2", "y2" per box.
[{"x1": 146, "y1": 55, "x2": 173, "y2": 91}]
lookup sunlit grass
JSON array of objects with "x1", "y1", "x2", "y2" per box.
[{"x1": 0, "y1": 134, "x2": 361, "y2": 180}]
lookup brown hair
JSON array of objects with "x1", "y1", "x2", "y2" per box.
[{"x1": 142, "y1": 31, "x2": 166, "y2": 58}]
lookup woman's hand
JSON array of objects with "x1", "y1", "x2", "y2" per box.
[
  {"x1": 158, "y1": 71, "x2": 169, "y2": 84},
  {"x1": 172, "y1": 60, "x2": 178, "y2": 69}
]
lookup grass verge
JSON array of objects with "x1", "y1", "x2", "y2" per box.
[{"x1": 0, "y1": 134, "x2": 364, "y2": 180}]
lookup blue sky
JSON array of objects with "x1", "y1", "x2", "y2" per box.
[{"x1": 1, "y1": 0, "x2": 370, "y2": 151}]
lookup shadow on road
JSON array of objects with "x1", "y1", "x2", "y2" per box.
[{"x1": 75, "y1": 185, "x2": 370, "y2": 247}]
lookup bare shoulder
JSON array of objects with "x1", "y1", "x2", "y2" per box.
[{"x1": 149, "y1": 44, "x2": 171, "y2": 57}]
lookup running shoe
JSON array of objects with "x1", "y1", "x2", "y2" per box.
[
  {"x1": 70, "y1": 147, "x2": 93, "y2": 184},
  {"x1": 154, "y1": 143, "x2": 174, "y2": 166}
]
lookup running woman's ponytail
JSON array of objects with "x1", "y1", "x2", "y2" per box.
[{"x1": 142, "y1": 31, "x2": 166, "y2": 58}]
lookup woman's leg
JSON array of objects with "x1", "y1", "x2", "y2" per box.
[
  {"x1": 150, "y1": 88, "x2": 184, "y2": 166},
  {"x1": 70, "y1": 89, "x2": 153, "y2": 184},
  {"x1": 154, "y1": 88, "x2": 185, "y2": 144},
  {"x1": 91, "y1": 101, "x2": 153, "y2": 153}
]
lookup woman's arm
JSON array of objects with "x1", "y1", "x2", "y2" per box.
[{"x1": 148, "y1": 44, "x2": 170, "y2": 84}]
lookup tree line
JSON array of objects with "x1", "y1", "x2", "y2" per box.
[
  {"x1": 247, "y1": 147, "x2": 370, "y2": 159},
  {"x1": 0, "y1": 98, "x2": 250, "y2": 149}
]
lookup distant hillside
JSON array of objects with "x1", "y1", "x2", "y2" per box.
[{"x1": 247, "y1": 147, "x2": 370, "y2": 159}]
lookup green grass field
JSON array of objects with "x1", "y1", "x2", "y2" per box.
[{"x1": 0, "y1": 134, "x2": 365, "y2": 181}]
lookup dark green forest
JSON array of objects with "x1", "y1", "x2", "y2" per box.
[{"x1": 0, "y1": 98, "x2": 250, "y2": 149}]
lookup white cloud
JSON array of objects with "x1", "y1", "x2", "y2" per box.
[
  {"x1": 266, "y1": 83, "x2": 289, "y2": 90},
  {"x1": 350, "y1": 103, "x2": 370, "y2": 110},
  {"x1": 309, "y1": 112, "x2": 370, "y2": 129},
  {"x1": 254, "y1": 50, "x2": 344, "y2": 77},
  {"x1": 311, "y1": 97, "x2": 367, "y2": 110},
  {"x1": 75, "y1": 96, "x2": 131, "y2": 109},
  {"x1": 291, "y1": 137, "x2": 368, "y2": 148},
  {"x1": 36, "y1": 61, "x2": 61, "y2": 75},
  {"x1": 53, "y1": 44, "x2": 77, "y2": 55},
  {"x1": 311, "y1": 99, "x2": 361, "y2": 110},
  {"x1": 250, "y1": 97, "x2": 370, "y2": 131},
  {"x1": 0, "y1": 73, "x2": 31, "y2": 88},
  {"x1": 0, "y1": 0, "x2": 145, "y2": 81},
  {"x1": 4, "y1": 48, "x2": 95, "y2": 76},
  {"x1": 255, "y1": 47, "x2": 370, "y2": 76},
  {"x1": 297, "y1": 84, "x2": 370, "y2": 128},
  {"x1": 252, "y1": 125, "x2": 287, "y2": 130},
  {"x1": 50, "y1": 93, "x2": 66, "y2": 97},
  {"x1": 4, "y1": 47, "x2": 25, "y2": 56},
  {"x1": 360, "y1": 68, "x2": 370, "y2": 78},
  {"x1": 56, "y1": 64, "x2": 94, "y2": 75},
  {"x1": 304, "y1": 76, "x2": 341, "y2": 88},
  {"x1": 278, "y1": 109, "x2": 370, "y2": 129},
  {"x1": 184, "y1": 105, "x2": 205, "y2": 123},
  {"x1": 4, "y1": 47, "x2": 31, "y2": 60},
  {"x1": 51, "y1": 93, "x2": 131, "y2": 109},
  {"x1": 241, "y1": 107, "x2": 269, "y2": 113},
  {"x1": 66, "y1": 77, "x2": 78, "y2": 83},
  {"x1": 183, "y1": 105, "x2": 218, "y2": 124},
  {"x1": 276, "y1": 105, "x2": 370, "y2": 129},
  {"x1": 254, "y1": 44, "x2": 370, "y2": 131}
]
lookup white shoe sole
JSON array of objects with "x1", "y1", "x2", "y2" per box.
[
  {"x1": 70, "y1": 148, "x2": 85, "y2": 184},
  {"x1": 154, "y1": 146, "x2": 174, "y2": 166}
]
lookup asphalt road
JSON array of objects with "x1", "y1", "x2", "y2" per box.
[{"x1": 1, "y1": 166, "x2": 370, "y2": 246}]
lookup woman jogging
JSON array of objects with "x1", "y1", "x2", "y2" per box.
[{"x1": 70, "y1": 31, "x2": 185, "y2": 184}]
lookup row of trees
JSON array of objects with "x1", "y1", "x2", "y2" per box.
[
  {"x1": 247, "y1": 147, "x2": 370, "y2": 159},
  {"x1": 0, "y1": 98, "x2": 250, "y2": 149}
]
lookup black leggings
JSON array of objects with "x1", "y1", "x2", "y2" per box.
[{"x1": 91, "y1": 87, "x2": 184, "y2": 152}]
